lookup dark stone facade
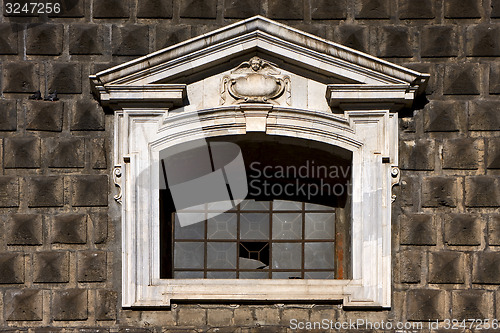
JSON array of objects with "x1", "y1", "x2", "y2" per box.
[{"x1": 0, "y1": 0, "x2": 499, "y2": 331}]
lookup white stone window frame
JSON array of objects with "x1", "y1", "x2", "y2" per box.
[{"x1": 91, "y1": 16, "x2": 428, "y2": 308}]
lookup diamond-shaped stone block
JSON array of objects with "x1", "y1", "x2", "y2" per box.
[
  {"x1": 422, "y1": 177, "x2": 458, "y2": 208},
  {"x1": 33, "y1": 251, "x2": 69, "y2": 283},
  {"x1": 444, "y1": 64, "x2": 481, "y2": 95},
  {"x1": 0, "y1": 100, "x2": 17, "y2": 131},
  {"x1": 465, "y1": 176, "x2": 500, "y2": 207},
  {"x1": 93, "y1": 0, "x2": 130, "y2": 18},
  {"x1": 51, "y1": 214, "x2": 87, "y2": 244},
  {"x1": 399, "y1": 0, "x2": 435, "y2": 19},
  {"x1": 224, "y1": 0, "x2": 262, "y2": 18},
  {"x1": 5, "y1": 290, "x2": 43, "y2": 321},
  {"x1": 442, "y1": 138, "x2": 482, "y2": 170},
  {"x1": 71, "y1": 100, "x2": 105, "y2": 131},
  {"x1": 488, "y1": 215, "x2": 500, "y2": 245},
  {"x1": 137, "y1": 0, "x2": 173, "y2": 18},
  {"x1": 53, "y1": 289, "x2": 88, "y2": 321},
  {"x1": 180, "y1": 0, "x2": 217, "y2": 18},
  {"x1": 27, "y1": 176, "x2": 64, "y2": 207},
  {"x1": 4, "y1": 137, "x2": 41, "y2": 168},
  {"x1": 77, "y1": 251, "x2": 107, "y2": 282},
  {"x1": 26, "y1": 24, "x2": 63, "y2": 55},
  {"x1": 49, "y1": 0, "x2": 85, "y2": 17},
  {"x1": 467, "y1": 25, "x2": 500, "y2": 57},
  {"x1": 3, "y1": 62, "x2": 38, "y2": 93},
  {"x1": 112, "y1": 25, "x2": 149, "y2": 56},
  {"x1": 452, "y1": 290, "x2": 492, "y2": 320},
  {"x1": 26, "y1": 101, "x2": 63, "y2": 132},
  {"x1": 355, "y1": 0, "x2": 390, "y2": 19},
  {"x1": 400, "y1": 139, "x2": 435, "y2": 170},
  {"x1": 468, "y1": 101, "x2": 500, "y2": 131},
  {"x1": 399, "y1": 250, "x2": 421, "y2": 283},
  {"x1": 311, "y1": 0, "x2": 347, "y2": 19},
  {"x1": 407, "y1": 289, "x2": 445, "y2": 321},
  {"x1": 7, "y1": 214, "x2": 43, "y2": 245},
  {"x1": 473, "y1": 252, "x2": 500, "y2": 284},
  {"x1": 69, "y1": 25, "x2": 105, "y2": 55},
  {"x1": 399, "y1": 214, "x2": 436, "y2": 245},
  {"x1": 96, "y1": 290, "x2": 118, "y2": 320},
  {"x1": 429, "y1": 251, "x2": 465, "y2": 284},
  {"x1": 424, "y1": 100, "x2": 465, "y2": 132},
  {"x1": 444, "y1": 214, "x2": 481, "y2": 246},
  {"x1": 334, "y1": 25, "x2": 368, "y2": 53},
  {"x1": 0, "y1": 176, "x2": 19, "y2": 207},
  {"x1": 46, "y1": 137, "x2": 85, "y2": 168},
  {"x1": 71, "y1": 175, "x2": 109, "y2": 207},
  {"x1": 0, "y1": 23, "x2": 19, "y2": 55},
  {"x1": 378, "y1": 26, "x2": 412, "y2": 58},
  {"x1": 48, "y1": 63, "x2": 82, "y2": 94},
  {"x1": 421, "y1": 26, "x2": 458, "y2": 58},
  {"x1": 444, "y1": 0, "x2": 481, "y2": 18},
  {"x1": 0, "y1": 253, "x2": 24, "y2": 284}
]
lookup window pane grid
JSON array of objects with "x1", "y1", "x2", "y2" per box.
[{"x1": 172, "y1": 200, "x2": 336, "y2": 279}]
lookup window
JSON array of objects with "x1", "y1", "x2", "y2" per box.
[{"x1": 91, "y1": 16, "x2": 428, "y2": 308}]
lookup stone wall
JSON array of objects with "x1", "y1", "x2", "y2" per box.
[{"x1": 0, "y1": 0, "x2": 499, "y2": 331}]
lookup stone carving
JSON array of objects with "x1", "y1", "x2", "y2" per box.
[
  {"x1": 391, "y1": 166, "x2": 400, "y2": 203},
  {"x1": 113, "y1": 165, "x2": 122, "y2": 204},
  {"x1": 221, "y1": 56, "x2": 290, "y2": 105}
]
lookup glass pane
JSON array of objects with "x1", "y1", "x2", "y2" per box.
[
  {"x1": 272, "y1": 213, "x2": 302, "y2": 239},
  {"x1": 304, "y1": 242, "x2": 335, "y2": 269},
  {"x1": 174, "y1": 271, "x2": 204, "y2": 279},
  {"x1": 240, "y1": 200, "x2": 270, "y2": 211},
  {"x1": 272, "y1": 272, "x2": 301, "y2": 279},
  {"x1": 240, "y1": 213, "x2": 269, "y2": 239},
  {"x1": 207, "y1": 201, "x2": 234, "y2": 212},
  {"x1": 273, "y1": 200, "x2": 302, "y2": 210},
  {"x1": 305, "y1": 213, "x2": 335, "y2": 239},
  {"x1": 239, "y1": 271, "x2": 268, "y2": 279},
  {"x1": 305, "y1": 203, "x2": 335, "y2": 211},
  {"x1": 304, "y1": 271, "x2": 335, "y2": 279},
  {"x1": 207, "y1": 271, "x2": 236, "y2": 279},
  {"x1": 174, "y1": 213, "x2": 205, "y2": 239},
  {"x1": 174, "y1": 242, "x2": 204, "y2": 269},
  {"x1": 207, "y1": 242, "x2": 237, "y2": 269},
  {"x1": 272, "y1": 243, "x2": 302, "y2": 269},
  {"x1": 207, "y1": 213, "x2": 237, "y2": 239}
]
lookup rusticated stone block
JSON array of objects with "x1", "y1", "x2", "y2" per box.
[
  {"x1": 444, "y1": 214, "x2": 481, "y2": 246},
  {"x1": 77, "y1": 251, "x2": 107, "y2": 282},
  {"x1": 399, "y1": 250, "x2": 421, "y2": 283},
  {"x1": 355, "y1": 0, "x2": 389, "y2": 19},
  {"x1": 33, "y1": 251, "x2": 69, "y2": 283},
  {"x1": 486, "y1": 139, "x2": 500, "y2": 169},
  {"x1": 7, "y1": 214, "x2": 42, "y2": 245},
  {"x1": 424, "y1": 100, "x2": 464, "y2": 132},
  {"x1": 47, "y1": 63, "x2": 82, "y2": 94},
  {"x1": 311, "y1": 0, "x2": 347, "y2": 19},
  {"x1": 48, "y1": 0, "x2": 85, "y2": 17},
  {"x1": 71, "y1": 175, "x2": 108, "y2": 207},
  {"x1": 0, "y1": 176, "x2": 19, "y2": 207},
  {"x1": 422, "y1": 177, "x2": 458, "y2": 207},
  {"x1": 2, "y1": 62, "x2": 37, "y2": 93},
  {"x1": 26, "y1": 101, "x2": 63, "y2": 131},
  {"x1": 51, "y1": 214, "x2": 87, "y2": 244},
  {"x1": 180, "y1": 0, "x2": 217, "y2": 19},
  {"x1": 490, "y1": 63, "x2": 500, "y2": 94},
  {"x1": 96, "y1": 290, "x2": 117, "y2": 320},
  {"x1": 444, "y1": 64, "x2": 481, "y2": 95},
  {"x1": 91, "y1": 138, "x2": 108, "y2": 169},
  {"x1": 429, "y1": 251, "x2": 465, "y2": 283},
  {"x1": 69, "y1": 25, "x2": 105, "y2": 55},
  {"x1": 400, "y1": 139, "x2": 435, "y2": 171},
  {"x1": 407, "y1": 289, "x2": 445, "y2": 321},
  {"x1": 112, "y1": 25, "x2": 149, "y2": 56},
  {"x1": 398, "y1": 175, "x2": 416, "y2": 206},
  {"x1": 46, "y1": 137, "x2": 85, "y2": 168},
  {"x1": 468, "y1": 101, "x2": 500, "y2": 131},
  {"x1": 444, "y1": 0, "x2": 481, "y2": 18},
  {"x1": 0, "y1": 100, "x2": 17, "y2": 131},
  {"x1": 27, "y1": 176, "x2": 64, "y2": 207},
  {"x1": 472, "y1": 252, "x2": 500, "y2": 284},
  {"x1": 224, "y1": 0, "x2": 262, "y2": 18},
  {"x1": 93, "y1": 0, "x2": 130, "y2": 18},
  {"x1": 493, "y1": 0, "x2": 500, "y2": 17},
  {"x1": 489, "y1": 215, "x2": 500, "y2": 245},
  {"x1": 399, "y1": 214, "x2": 436, "y2": 245},
  {"x1": 90, "y1": 212, "x2": 108, "y2": 244},
  {"x1": 452, "y1": 290, "x2": 491, "y2": 319},
  {"x1": 155, "y1": 25, "x2": 192, "y2": 50},
  {"x1": 71, "y1": 99, "x2": 105, "y2": 131},
  {"x1": 442, "y1": 138, "x2": 481, "y2": 170},
  {"x1": 465, "y1": 176, "x2": 500, "y2": 207},
  {"x1": 377, "y1": 26, "x2": 412, "y2": 58},
  {"x1": 26, "y1": 24, "x2": 63, "y2": 55},
  {"x1": 334, "y1": 25, "x2": 368, "y2": 53},
  {"x1": 5, "y1": 290, "x2": 43, "y2": 321},
  {"x1": 137, "y1": 0, "x2": 173, "y2": 18},
  {"x1": 4, "y1": 137, "x2": 41, "y2": 168},
  {"x1": 53, "y1": 289, "x2": 88, "y2": 321},
  {"x1": 177, "y1": 307, "x2": 206, "y2": 326},
  {"x1": 268, "y1": 0, "x2": 304, "y2": 19},
  {"x1": 466, "y1": 25, "x2": 500, "y2": 57},
  {"x1": 0, "y1": 23, "x2": 19, "y2": 54},
  {"x1": 0, "y1": 254, "x2": 24, "y2": 283},
  {"x1": 399, "y1": 0, "x2": 434, "y2": 19},
  {"x1": 421, "y1": 26, "x2": 458, "y2": 58}
]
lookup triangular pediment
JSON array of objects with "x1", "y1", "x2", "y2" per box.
[{"x1": 91, "y1": 16, "x2": 428, "y2": 110}]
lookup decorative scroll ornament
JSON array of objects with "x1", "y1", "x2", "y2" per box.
[
  {"x1": 113, "y1": 165, "x2": 123, "y2": 204},
  {"x1": 391, "y1": 166, "x2": 400, "y2": 203},
  {"x1": 221, "y1": 56, "x2": 291, "y2": 105}
]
